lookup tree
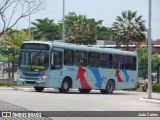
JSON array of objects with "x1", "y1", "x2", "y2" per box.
[
  {"x1": 31, "y1": 18, "x2": 61, "y2": 41},
  {"x1": 0, "y1": 29, "x2": 29, "y2": 54},
  {"x1": 137, "y1": 47, "x2": 148, "y2": 78},
  {"x1": 63, "y1": 12, "x2": 103, "y2": 45},
  {"x1": 137, "y1": 46, "x2": 160, "y2": 78},
  {"x1": 96, "y1": 26, "x2": 112, "y2": 40},
  {"x1": 111, "y1": 10, "x2": 147, "y2": 50},
  {"x1": 0, "y1": 29, "x2": 28, "y2": 78},
  {"x1": 0, "y1": 0, "x2": 45, "y2": 37}
]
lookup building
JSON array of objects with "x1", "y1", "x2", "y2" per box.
[{"x1": 96, "y1": 40, "x2": 160, "y2": 54}]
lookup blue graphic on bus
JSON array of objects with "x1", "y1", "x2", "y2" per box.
[
  {"x1": 88, "y1": 67, "x2": 102, "y2": 88},
  {"x1": 122, "y1": 70, "x2": 129, "y2": 82}
]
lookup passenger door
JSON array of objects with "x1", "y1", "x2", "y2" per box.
[{"x1": 49, "y1": 49, "x2": 63, "y2": 88}]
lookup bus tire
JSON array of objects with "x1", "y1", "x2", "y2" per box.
[
  {"x1": 79, "y1": 89, "x2": 91, "y2": 93},
  {"x1": 34, "y1": 87, "x2": 44, "y2": 92},
  {"x1": 106, "y1": 80, "x2": 115, "y2": 94},
  {"x1": 100, "y1": 80, "x2": 115, "y2": 94},
  {"x1": 100, "y1": 90, "x2": 106, "y2": 94},
  {"x1": 59, "y1": 79, "x2": 71, "y2": 93}
]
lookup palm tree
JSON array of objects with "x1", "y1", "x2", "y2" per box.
[{"x1": 111, "y1": 10, "x2": 147, "y2": 50}]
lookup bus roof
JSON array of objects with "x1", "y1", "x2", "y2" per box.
[
  {"x1": 23, "y1": 41, "x2": 53, "y2": 46},
  {"x1": 22, "y1": 41, "x2": 137, "y2": 56},
  {"x1": 52, "y1": 41, "x2": 137, "y2": 56}
]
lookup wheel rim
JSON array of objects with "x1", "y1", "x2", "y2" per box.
[
  {"x1": 63, "y1": 82, "x2": 69, "y2": 90},
  {"x1": 107, "y1": 82, "x2": 113, "y2": 92}
]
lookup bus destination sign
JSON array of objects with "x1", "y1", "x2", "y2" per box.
[{"x1": 21, "y1": 43, "x2": 50, "y2": 50}]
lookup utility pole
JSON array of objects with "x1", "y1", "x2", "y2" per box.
[
  {"x1": 62, "y1": 0, "x2": 65, "y2": 42},
  {"x1": 29, "y1": 1, "x2": 31, "y2": 40},
  {"x1": 8, "y1": 49, "x2": 11, "y2": 78},
  {"x1": 148, "y1": 0, "x2": 152, "y2": 99},
  {"x1": 25, "y1": 0, "x2": 32, "y2": 40}
]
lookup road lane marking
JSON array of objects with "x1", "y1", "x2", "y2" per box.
[{"x1": 89, "y1": 107, "x2": 104, "y2": 111}]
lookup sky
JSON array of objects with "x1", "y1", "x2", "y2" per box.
[{"x1": 14, "y1": 0, "x2": 160, "y2": 40}]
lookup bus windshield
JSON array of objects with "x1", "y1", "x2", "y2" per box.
[{"x1": 19, "y1": 51, "x2": 49, "y2": 71}]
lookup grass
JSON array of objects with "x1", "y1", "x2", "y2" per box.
[{"x1": 153, "y1": 98, "x2": 160, "y2": 101}]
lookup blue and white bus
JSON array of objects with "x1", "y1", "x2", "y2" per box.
[{"x1": 17, "y1": 41, "x2": 138, "y2": 94}]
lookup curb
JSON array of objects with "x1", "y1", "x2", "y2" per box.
[
  {"x1": 140, "y1": 98, "x2": 160, "y2": 104},
  {"x1": 0, "y1": 87, "x2": 34, "y2": 90}
]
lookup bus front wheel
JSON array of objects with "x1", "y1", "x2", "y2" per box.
[
  {"x1": 79, "y1": 89, "x2": 91, "y2": 93},
  {"x1": 34, "y1": 87, "x2": 44, "y2": 92}
]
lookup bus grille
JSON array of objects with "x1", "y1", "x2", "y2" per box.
[
  {"x1": 25, "y1": 81, "x2": 36, "y2": 84},
  {"x1": 23, "y1": 73, "x2": 40, "y2": 77},
  {"x1": 24, "y1": 77, "x2": 38, "y2": 80}
]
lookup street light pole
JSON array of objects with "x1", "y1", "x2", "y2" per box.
[
  {"x1": 29, "y1": 1, "x2": 31, "y2": 40},
  {"x1": 25, "y1": 0, "x2": 31, "y2": 40},
  {"x1": 148, "y1": 0, "x2": 152, "y2": 99},
  {"x1": 95, "y1": 25, "x2": 97, "y2": 41},
  {"x1": 62, "y1": 0, "x2": 65, "y2": 42}
]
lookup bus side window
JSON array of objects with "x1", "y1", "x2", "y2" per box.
[
  {"x1": 101, "y1": 53, "x2": 112, "y2": 68},
  {"x1": 124, "y1": 56, "x2": 136, "y2": 70},
  {"x1": 119, "y1": 55, "x2": 124, "y2": 69},
  {"x1": 133, "y1": 57, "x2": 137, "y2": 70},
  {"x1": 130, "y1": 56, "x2": 136, "y2": 70},
  {"x1": 113, "y1": 55, "x2": 118, "y2": 69},
  {"x1": 75, "y1": 51, "x2": 87, "y2": 66},
  {"x1": 88, "y1": 52, "x2": 100, "y2": 67},
  {"x1": 51, "y1": 51, "x2": 62, "y2": 70},
  {"x1": 64, "y1": 49, "x2": 74, "y2": 66},
  {"x1": 124, "y1": 56, "x2": 129, "y2": 70},
  {"x1": 113, "y1": 54, "x2": 124, "y2": 69}
]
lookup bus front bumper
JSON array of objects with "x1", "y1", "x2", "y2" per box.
[{"x1": 17, "y1": 78, "x2": 47, "y2": 87}]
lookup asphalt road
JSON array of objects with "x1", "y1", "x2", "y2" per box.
[{"x1": 0, "y1": 88, "x2": 159, "y2": 120}]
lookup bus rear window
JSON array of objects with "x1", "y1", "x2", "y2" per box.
[{"x1": 124, "y1": 56, "x2": 136, "y2": 70}]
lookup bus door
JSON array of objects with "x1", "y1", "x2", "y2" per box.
[{"x1": 49, "y1": 49, "x2": 63, "y2": 88}]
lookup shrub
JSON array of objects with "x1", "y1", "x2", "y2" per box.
[
  {"x1": 135, "y1": 81, "x2": 140, "y2": 89},
  {"x1": 143, "y1": 83, "x2": 147, "y2": 92},
  {"x1": 152, "y1": 83, "x2": 160, "y2": 92}
]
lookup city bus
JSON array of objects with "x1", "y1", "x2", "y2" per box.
[{"x1": 17, "y1": 41, "x2": 138, "y2": 94}]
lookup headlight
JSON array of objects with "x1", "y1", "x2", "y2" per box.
[
  {"x1": 41, "y1": 72, "x2": 47, "y2": 80},
  {"x1": 17, "y1": 73, "x2": 24, "y2": 78}
]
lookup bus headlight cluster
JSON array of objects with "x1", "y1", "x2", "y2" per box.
[
  {"x1": 17, "y1": 73, "x2": 24, "y2": 79},
  {"x1": 41, "y1": 72, "x2": 47, "y2": 80}
]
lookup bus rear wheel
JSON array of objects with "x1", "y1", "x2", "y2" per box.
[
  {"x1": 100, "y1": 80, "x2": 115, "y2": 94},
  {"x1": 100, "y1": 90, "x2": 106, "y2": 94},
  {"x1": 59, "y1": 79, "x2": 70, "y2": 93},
  {"x1": 79, "y1": 89, "x2": 91, "y2": 93},
  {"x1": 34, "y1": 87, "x2": 44, "y2": 92}
]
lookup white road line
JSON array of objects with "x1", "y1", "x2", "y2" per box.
[
  {"x1": 89, "y1": 107, "x2": 104, "y2": 111},
  {"x1": 139, "y1": 98, "x2": 160, "y2": 104}
]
